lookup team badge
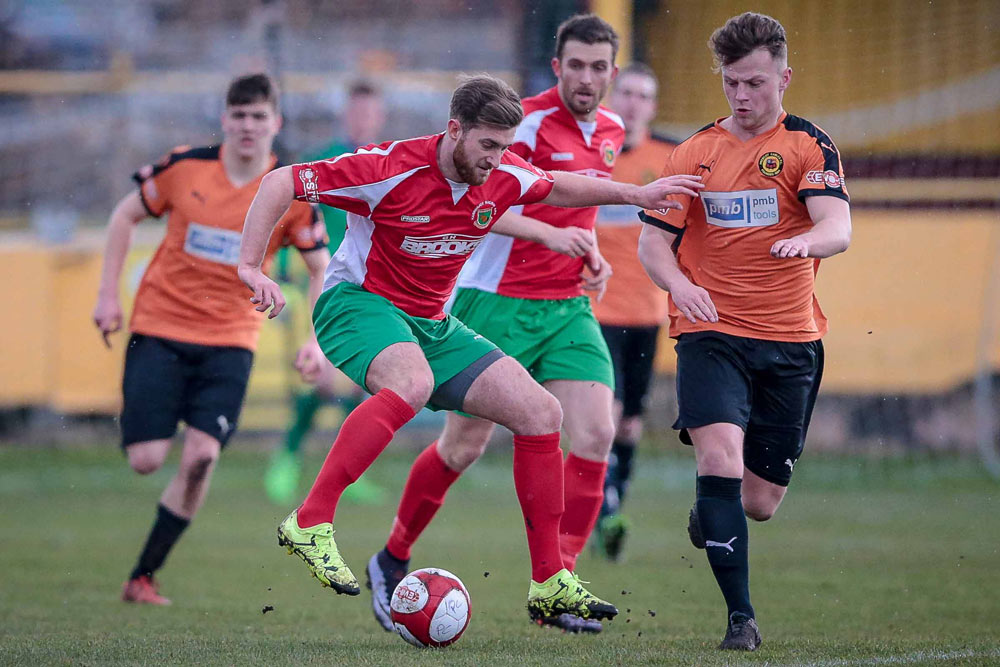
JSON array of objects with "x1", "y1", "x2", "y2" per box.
[
  {"x1": 471, "y1": 200, "x2": 497, "y2": 229},
  {"x1": 599, "y1": 138, "x2": 617, "y2": 167},
  {"x1": 758, "y1": 151, "x2": 783, "y2": 177}
]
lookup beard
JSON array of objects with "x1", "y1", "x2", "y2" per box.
[{"x1": 453, "y1": 136, "x2": 490, "y2": 185}]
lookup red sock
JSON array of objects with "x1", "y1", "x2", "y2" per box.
[
  {"x1": 512, "y1": 432, "x2": 565, "y2": 582},
  {"x1": 559, "y1": 453, "x2": 608, "y2": 572},
  {"x1": 385, "y1": 441, "x2": 460, "y2": 561},
  {"x1": 297, "y1": 389, "x2": 414, "y2": 528}
]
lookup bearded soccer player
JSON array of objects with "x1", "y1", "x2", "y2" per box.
[
  {"x1": 92, "y1": 74, "x2": 329, "y2": 605},
  {"x1": 238, "y1": 74, "x2": 702, "y2": 622},
  {"x1": 365, "y1": 14, "x2": 630, "y2": 634},
  {"x1": 591, "y1": 62, "x2": 677, "y2": 562},
  {"x1": 637, "y1": 13, "x2": 851, "y2": 650}
]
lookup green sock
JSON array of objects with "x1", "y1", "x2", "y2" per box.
[{"x1": 284, "y1": 391, "x2": 323, "y2": 455}]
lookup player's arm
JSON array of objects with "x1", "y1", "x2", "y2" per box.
[
  {"x1": 490, "y1": 210, "x2": 594, "y2": 258},
  {"x1": 770, "y1": 196, "x2": 852, "y2": 259},
  {"x1": 238, "y1": 166, "x2": 295, "y2": 318},
  {"x1": 637, "y1": 225, "x2": 718, "y2": 324},
  {"x1": 292, "y1": 245, "x2": 331, "y2": 382},
  {"x1": 580, "y1": 233, "x2": 612, "y2": 301},
  {"x1": 541, "y1": 171, "x2": 703, "y2": 210},
  {"x1": 93, "y1": 190, "x2": 149, "y2": 348}
]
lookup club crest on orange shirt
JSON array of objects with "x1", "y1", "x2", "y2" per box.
[
  {"x1": 471, "y1": 200, "x2": 497, "y2": 229},
  {"x1": 758, "y1": 151, "x2": 783, "y2": 177},
  {"x1": 600, "y1": 138, "x2": 617, "y2": 167}
]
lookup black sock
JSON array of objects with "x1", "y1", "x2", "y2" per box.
[
  {"x1": 130, "y1": 504, "x2": 190, "y2": 580},
  {"x1": 611, "y1": 440, "x2": 636, "y2": 505},
  {"x1": 696, "y1": 475, "x2": 753, "y2": 619},
  {"x1": 379, "y1": 546, "x2": 410, "y2": 578}
]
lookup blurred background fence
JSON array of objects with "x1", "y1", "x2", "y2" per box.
[{"x1": 1, "y1": 0, "x2": 998, "y2": 466}]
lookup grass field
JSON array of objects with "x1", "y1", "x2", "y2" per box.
[{"x1": 1, "y1": 442, "x2": 998, "y2": 666}]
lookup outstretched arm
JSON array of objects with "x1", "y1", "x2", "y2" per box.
[
  {"x1": 238, "y1": 166, "x2": 295, "y2": 318},
  {"x1": 541, "y1": 171, "x2": 703, "y2": 210},
  {"x1": 491, "y1": 210, "x2": 594, "y2": 258}
]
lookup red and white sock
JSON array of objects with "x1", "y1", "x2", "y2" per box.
[
  {"x1": 297, "y1": 389, "x2": 414, "y2": 528},
  {"x1": 512, "y1": 432, "x2": 565, "y2": 582},
  {"x1": 385, "y1": 441, "x2": 460, "y2": 561},
  {"x1": 559, "y1": 453, "x2": 608, "y2": 572}
]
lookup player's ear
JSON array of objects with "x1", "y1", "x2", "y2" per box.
[
  {"x1": 779, "y1": 67, "x2": 792, "y2": 92},
  {"x1": 446, "y1": 118, "x2": 463, "y2": 141},
  {"x1": 550, "y1": 56, "x2": 561, "y2": 79}
]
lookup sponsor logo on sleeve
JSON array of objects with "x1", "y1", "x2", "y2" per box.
[
  {"x1": 400, "y1": 233, "x2": 485, "y2": 258},
  {"x1": 701, "y1": 189, "x2": 779, "y2": 228},
  {"x1": 758, "y1": 151, "x2": 783, "y2": 177},
  {"x1": 471, "y1": 200, "x2": 497, "y2": 229},
  {"x1": 298, "y1": 166, "x2": 320, "y2": 203},
  {"x1": 600, "y1": 138, "x2": 617, "y2": 167},
  {"x1": 184, "y1": 222, "x2": 242, "y2": 265},
  {"x1": 806, "y1": 170, "x2": 845, "y2": 189}
]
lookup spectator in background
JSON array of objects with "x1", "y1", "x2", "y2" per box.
[
  {"x1": 265, "y1": 80, "x2": 387, "y2": 506},
  {"x1": 590, "y1": 62, "x2": 678, "y2": 562}
]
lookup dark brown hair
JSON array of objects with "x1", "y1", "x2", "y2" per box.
[
  {"x1": 225, "y1": 73, "x2": 279, "y2": 109},
  {"x1": 348, "y1": 78, "x2": 380, "y2": 98},
  {"x1": 449, "y1": 74, "x2": 523, "y2": 131},
  {"x1": 555, "y1": 13, "x2": 619, "y2": 62},
  {"x1": 709, "y1": 12, "x2": 787, "y2": 69}
]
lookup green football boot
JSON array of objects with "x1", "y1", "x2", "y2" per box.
[
  {"x1": 527, "y1": 569, "x2": 618, "y2": 621},
  {"x1": 264, "y1": 449, "x2": 301, "y2": 506},
  {"x1": 276, "y1": 509, "x2": 360, "y2": 595}
]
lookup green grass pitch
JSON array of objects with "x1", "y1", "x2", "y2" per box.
[{"x1": 1, "y1": 443, "x2": 998, "y2": 666}]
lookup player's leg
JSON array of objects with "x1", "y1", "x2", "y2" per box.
[
  {"x1": 461, "y1": 356, "x2": 618, "y2": 622},
  {"x1": 119, "y1": 334, "x2": 185, "y2": 605},
  {"x1": 368, "y1": 413, "x2": 495, "y2": 631},
  {"x1": 674, "y1": 332, "x2": 760, "y2": 650}
]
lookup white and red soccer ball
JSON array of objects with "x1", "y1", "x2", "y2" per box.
[{"x1": 389, "y1": 567, "x2": 471, "y2": 648}]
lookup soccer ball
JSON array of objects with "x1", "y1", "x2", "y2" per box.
[{"x1": 389, "y1": 567, "x2": 471, "y2": 648}]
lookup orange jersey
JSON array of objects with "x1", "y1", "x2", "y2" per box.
[
  {"x1": 640, "y1": 113, "x2": 849, "y2": 342},
  {"x1": 591, "y1": 133, "x2": 677, "y2": 326},
  {"x1": 131, "y1": 145, "x2": 323, "y2": 351}
]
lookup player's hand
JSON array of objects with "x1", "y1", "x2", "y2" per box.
[
  {"x1": 633, "y1": 174, "x2": 704, "y2": 211},
  {"x1": 544, "y1": 226, "x2": 594, "y2": 257},
  {"x1": 580, "y1": 249, "x2": 612, "y2": 301},
  {"x1": 669, "y1": 277, "x2": 718, "y2": 324},
  {"x1": 294, "y1": 339, "x2": 326, "y2": 383},
  {"x1": 238, "y1": 264, "x2": 286, "y2": 318},
  {"x1": 92, "y1": 293, "x2": 123, "y2": 349},
  {"x1": 770, "y1": 237, "x2": 810, "y2": 259}
]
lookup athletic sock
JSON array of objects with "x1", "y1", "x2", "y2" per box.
[
  {"x1": 283, "y1": 390, "x2": 324, "y2": 455},
  {"x1": 559, "y1": 453, "x2": 607, "y2": 571},
  {"x1": 696, "y1": 475, "x2": 754, "y2": 619},
  {"x1": 600, "y1": 439, "x2": 636, "y2": 518},
  {"x1": 297, "y1": 389, "x2": 415, "y2": 528},
  {"x1": 385, "y1": 441, "x2": 460, "y2": 561},
  {"x1": 130, "y1": 503, "x2": 190, "y2": 580},
  {"x1": 512, "y1": 432, "x2": 565, "y2": 582}
]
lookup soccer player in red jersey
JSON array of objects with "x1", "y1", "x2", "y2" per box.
[
  {"x1": 368, "y1": 14, "x2": 632, "y2": 634},
  {"x1": 239, "y1": 74, "x2": 703, "y2": 623},
  {"x1": 92, "y1": 74, "x2": 329, "y2": 605},
  {"x1": 638, "y1": 13, "x2": 852, "y2": 650}
]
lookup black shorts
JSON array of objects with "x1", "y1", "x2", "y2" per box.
[
  {"x1": 120, "y1": 334, "x2": 253, "y2": 448},
  {"x1": 600, "y1": 324, "x2": 660, "y2": 418},
  {"x1": 673, "y1": 330, "x2": 823, "y2": 486}
]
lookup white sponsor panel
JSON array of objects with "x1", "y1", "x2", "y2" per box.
[
  {"x1": 400, "y1": 233, "x2": 485, "y2": 258},
  {"x1": 597, "y1": 203, "x2": 642, "y2": 226},
  {"x1": 701, "y1": 189, "x2": 780, "y2": 228},
  {"x1": 183, "y1": 222, "x2": 242, "y2": 265}
]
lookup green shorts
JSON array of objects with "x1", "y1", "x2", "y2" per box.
[
  {"x1": 313, "y1": 283, "x2": 499, "y2": 411},
  {"x1": 450, "y1": 288, "x2": 614, "y2": 389}
]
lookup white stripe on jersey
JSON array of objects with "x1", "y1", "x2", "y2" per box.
[
  {"x1": 328, "y1": 139, "x2": 405, "y2": 164},
  {"x1": 456, "y1": 232, "x2": 515, "y2": 294},
  {"x1": 317, "y1": 166, "x2": 427, "y2": 213},
  {"x1": 324, "y1": 212, "x2": 375, "y2": 291},
  {"x1": 495, "y1": 163, "x2": 549, "y2": 198},
  {"x1": 598, "y1": 108, "x2": 626, "y2": 130},
  {"x1": 514, "y1": 107, "x2": 559, "y2": 151}
]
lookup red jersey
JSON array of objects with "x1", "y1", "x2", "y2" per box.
[
  {"x1": 640, "y1": 113, "x2": 849, "y2": 342},
  {"x1": 131, "y1": 145, "x2": 322, "y2": 351},
  {"x1": 292, "y1": 134, "x2": 555, "y2": 320},
  {"x1": 591, "y1": 133, "x2": 677, "y2": 327},
  {"x1": 457, "y1": 87, "x2": 625, "y2": 299}
]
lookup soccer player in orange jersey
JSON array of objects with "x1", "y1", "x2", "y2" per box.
[
  {"x1": 92, "y1": 74, "x2": 330, "y2": 605},
  {"x1": 590, "y1": 62, "x2": 677, "y2": 562},
  {"x1": 638, "y1": 13, "x2": 852, "y2": 650}
]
